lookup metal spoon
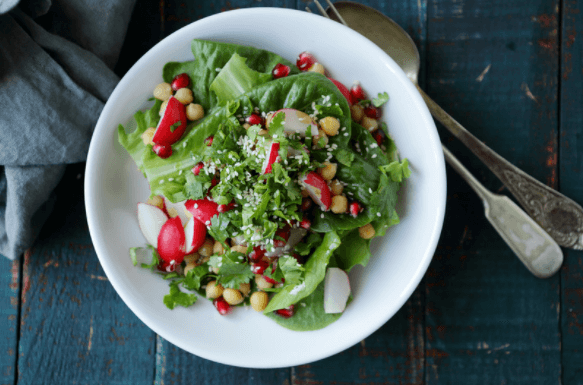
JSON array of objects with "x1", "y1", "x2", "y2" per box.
[{"x1": 324, "y1": 2, "x2": 583, "y2": 251}]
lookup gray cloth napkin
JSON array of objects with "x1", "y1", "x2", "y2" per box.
[{"x1": 0, "y1": 0, "x2": 137, "y2": 259}]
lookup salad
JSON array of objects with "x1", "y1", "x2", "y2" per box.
[{"x1": 118, "y1": 40, "x2": 410, "y2": 331}]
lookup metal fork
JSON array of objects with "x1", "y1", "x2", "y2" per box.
[{"x1": 307, "y1": 0, "x2": 564, "y2": 277}]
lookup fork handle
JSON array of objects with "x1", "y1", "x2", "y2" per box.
[{"x1": 417, "y1": 84, "x2": 583, "y2": 250}]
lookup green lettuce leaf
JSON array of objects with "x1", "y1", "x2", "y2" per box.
[{"x1": 210, "y1": 53, "x2": 272, "y2": 103}]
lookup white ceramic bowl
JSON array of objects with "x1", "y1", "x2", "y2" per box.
[{"x1": 85, "y1": 7, "x2": 446, "y2": 368}]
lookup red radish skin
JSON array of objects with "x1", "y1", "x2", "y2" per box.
[
  {"x1": 262, "y1": 141, "x2": 280, "y2": 174},
  {"x1": 171, "y1": 73, "x2": 190, "y2": 91},
  {"x1": 153, "y1": 143, "x2": 172, "y2": 159},
  {"x1": 272, "y1": 63, "x2": 291, "y2": 79},
  {"x1": 157, "y1": 217, "x2": 186, "y2": 265},
  {"x1": 275, "y1": 305, "x2": 295, "y2": 318},
  {"x1": 328, "y1": 78, "x2": 353, "y2": 106},
  {"x1": 296, "y1": 52, "x2": 316, "y2": 71},
  {"x1": 299, "y1": 218, "x2": 311, "y2": 229},
  {"x1": 300, "y1": 172, "x2": 332, "y2": 211},
  {"x1": 213, "y1": 297, "x2": 232, "y2": 315},
  {"x1": 157, "y1": 260, "x2": 176, "y2": 273},
  {"x1": 248, "y1": 246, "x2": 265, "y2": 262},
  {"x1": 350, "y1": 83, "x2": 367, "y2": 101},
  {"x1": 184, "y1": 199, "x2": 219, "y2": 225},
  {"x1": 184, "y1": 217, "x2": 207, "y2": 253},
  {"x1": 217, "y1": 202, "x2": 236, "y2": 213},
  {"x1": 205, "y1": 136, "x2": 214, "y2": 146},
  {"x1": 152, "y1": 96, "x2": 187, "y2": 146},
  {"x1": 251, "y1": 260, "x2": 269, "y2": 275}
]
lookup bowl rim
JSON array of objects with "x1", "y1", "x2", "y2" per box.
[{"x1": 85, "y1": 6, "x2": 446, "y2": 368}]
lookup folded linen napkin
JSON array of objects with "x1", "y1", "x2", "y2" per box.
[{"x1": 0, "y1": 0, "x2": 137, "y2": 259}]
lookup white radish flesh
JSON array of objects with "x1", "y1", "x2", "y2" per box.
[
  {"x1": 137, "y1": 203, "x2": 168, "y2": 248},
  {"x1": 163, "y1": 197, "x2": 189, "y2": 225},
  {"x1": 323, "y1": 267, "x2": 351, "y2": 314}
]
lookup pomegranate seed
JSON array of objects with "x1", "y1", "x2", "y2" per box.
[
  {"x1": 297, "y1": 52, "x2": 316, "y2": 71},
  {"x1": 171, "y1": 73, "x2": 190, "y2": 91},
  {"x1": 301, "y1": 198, "x2": 313, "y2": 211},
  {"x1": 205, "y1": 136, "x2": 214, "y2": 146},
  {"x1": 246, "y1": 113, "x2": 263, "y2": 126},
  {"x1": 248, "y1": 246, "x2": 265, "y2": 262},
  {"x1": 349, "y1": 202, "x2": 362, "y2": 217},
  {"x1": 211, "y1": 177, "x2": 219, "y2": 188},
  {"x1": 156, "y1": 260, "x2": 176, "y2": 272},
  {"x1": 364, "y1": 105, "x2": 382, "y2": 119},
  {"x1": 350, "y1": 83, "x2": 367, "y2": 101},
  {"x1": 251, "y1": 260, "x2": 269, "y2": 275},
  {"x1": 276, "y1": 305, "x2": 295, "y2": 318},
  {"x1": 373, "y1": 129, "x2": 386, "y2": 146},
  {"x1": 272, "y1": 63, "x2": 291, "y2": 79},
  {"x1": 273, "y1": 239, "x2": 286, "y2": 248},
  {"x1": 153, "y1": 143, "x2": 172, "y2": 159},
  {"x1": 300, "y1": 218, "x2": 311, "y2": 229},
  {"x1": 213, "y1": 297, "x2": 232, "y2": 315},
  {"x1": 192, "y1": 162, "x2": 204, "y2": 176}
]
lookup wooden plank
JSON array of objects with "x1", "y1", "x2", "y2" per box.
[
  {"x1": 560, "y1": 1, "x2": 583, "y2": 384},
  {"x1": 16, "y1": 164, "x2": 156, "y2": 385},
  {"x1": 154, "y1": 335, "x2": 291, "y2": 385},
  {"x1": 0, "y1": 257, "x2": 19, "y2": 385},
  {"x1": 424, "y1": 0, "x2": 561, "y2": 383},
  {"x1": 291, "y1": 0, "x2": 428, "y2": 383},
  {"x1": 426, "y1": 0, "x2": 560, "y2": 384}
]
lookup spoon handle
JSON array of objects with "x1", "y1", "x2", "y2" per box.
[
  {"x1": 417, "y1": 85, "x2": 583, "y2": 250},
  {"x1": 442, "y1": 145, "x2": 563, "y2": 277}
]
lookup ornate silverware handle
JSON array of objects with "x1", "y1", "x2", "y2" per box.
[{"x1": 418, "y1": 85, "x2": 583, "y2": 250}]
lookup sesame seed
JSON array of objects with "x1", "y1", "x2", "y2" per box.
[
  {"x1": 377, "y1": 212, "x2": 381, "y2": 217},
  {"x1": 369, "y1": 188, "x2": 373, "y2": 194},
  {"x1": 372, "y1": 154, "x2": 377, "y2": 158},
  {"x1": 321, "y1": 213, "x2": 325, "y2": 218}
]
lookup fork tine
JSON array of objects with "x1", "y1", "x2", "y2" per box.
[
  {"x1": 324, "y1": 0, "x2": 349, "y2": 26},
  {"x1": 313, "y1": 0, "x2": 331, "y2": 19},
  {"x1": 305, "y1": 7, "x2": 312, "y2": 13}
]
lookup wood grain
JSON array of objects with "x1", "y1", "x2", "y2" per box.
[
  {"x1": 0, "y1": 258, "x2": 19, "y2": 385},
  {"x1": 560, "y1": 1, "x2": 583, "y2": 384},
  {"x1": 15, "y1": 165, "x2": 156, "y2": 385},
  {"x1": 424, "y1": 0, "x2": 561, "y2": 383}
]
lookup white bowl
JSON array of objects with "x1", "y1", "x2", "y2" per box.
[{"x1": 85, "y1": 7, "x2": 446, "y2": 368}]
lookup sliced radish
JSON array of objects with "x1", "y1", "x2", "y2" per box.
[
  {"x1": 262, "y1": 141, "x2": 280, "y2": 174},
  {"x1": 266, "y1": 109, "x2": 318, "y2": 137},
  {"x1": 300, "y1": 172, "x2": 332, "y2": 211},
  {"x1": 323, "y1": 267, "x2": 351, "y2": 314},
  {"x1": 184, "y1": 198, "x2": 219, "y2": 225},
  {"x1": 328, "y1": 77, "x2": 353, "y2": 106},
  {"x1": 163, "y1": 197, "x2": 189, "y2": 226},
  {"x1": 152, "y1": 96, "x2": 188, "y2": 146},
  {"x1": 184, "y1": 217, "x2": 207, "y2": 254},
  {"x1": 157, "y1": 216, "x2": 186, "y2": 264},
  {"x1": 137, "y1": 203, "x2": 168, "y2": 248}
]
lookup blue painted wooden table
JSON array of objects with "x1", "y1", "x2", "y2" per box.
[{"x1": 1, "y1": 0, "x2": 582, "y2": 383}]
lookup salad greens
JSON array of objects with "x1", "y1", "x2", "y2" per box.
[{"x1": 118, "y1": 39, "x2": 410, "y2": 331}]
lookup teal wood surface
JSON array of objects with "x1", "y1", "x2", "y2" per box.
[
  {"x1": 0, "y1": 0, "x2": 581, "y2": 384},
  {"x1": 560, "y1": 1, "x2": 583, "y2": 384}
]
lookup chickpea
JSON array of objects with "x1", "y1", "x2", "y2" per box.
[
  {"x1": 213, "y1": 241, "x2": 226, "y2": 256},
  {"x1": 351, "y1": 104, "x2": 364, "y2": 122},
  {"x1": 359, "y1": 223, "x2": 376, "y2": 239},
  {"x1": 361, "y1": 116, "x2": 379, "y2": 132},
  {"x1": 308, "y1": 62, "x2": 325, "y2": 75},
  {"x1": 313, "y1": 129, "x2": 328, "y2": 148},
  {"x1": 153, "y1": 82, "x2": 172, "y2": 101},
  {"x1": 242, "y1": 123, "x2": 251, "y2": 130},
  {"x1": 258, "y1": 129, "x2": 269, "y2": 136},
  {"x1": 250, "y1": 291, "x2": 269, "y2": 312},
  {"x1": 183, "y1": 253, "x2": 199, "y2": 265},
  {"x1": 223, "y1": 288, "x2": 244, "y2": 305},
  {"x1": 141, "y1": 127, "x2": 156, "y2": 146},
  {"x1": 329, "y1": 179, "x2": 344, "y2": 196},
  {"x1": 205, "y1": 280, "x2": 223, "y2": 299},
  {"x1": 301, "y1": 188, "x2": 310, "y2": 198},
  {"x1": 255, "y1": 274, "x2": 273, "y2": 290},
  {"x1": 231, "y1": 245, "x2": 248, "y2": 255},
  {"x1": 320, "y1": 116, "x2": 340, "y2": 136},
  {"x1": 239, "y1": 282, "x2": 251, "y2": 297},
  {"x1": 186, "y1": 103, "x2": 204, "y2": 121},
  {"x1": 174, "y1": 88, "x2": 194, "y2": 105},
  {"x1": 183, "y1": 262, "x2": 197, "y2": 276},
  {"x1": 167, "y1": 207, "x2": 178, "y2": 218},
  {"x1": 198, "y1": 238, "x2": 214, "y2": 257},
  {"x1": 317, "y1": 162, "x2": 337, "y2": 181},
  {"x1": 146, "y1": 195, "x2": 164, "y2": 209},
  {"x1": 331, "y1": 195, "x2": 348, "y2": 214},
  {"x1": 159, "y1": 99, "x2": 169, "y2": 116}
]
